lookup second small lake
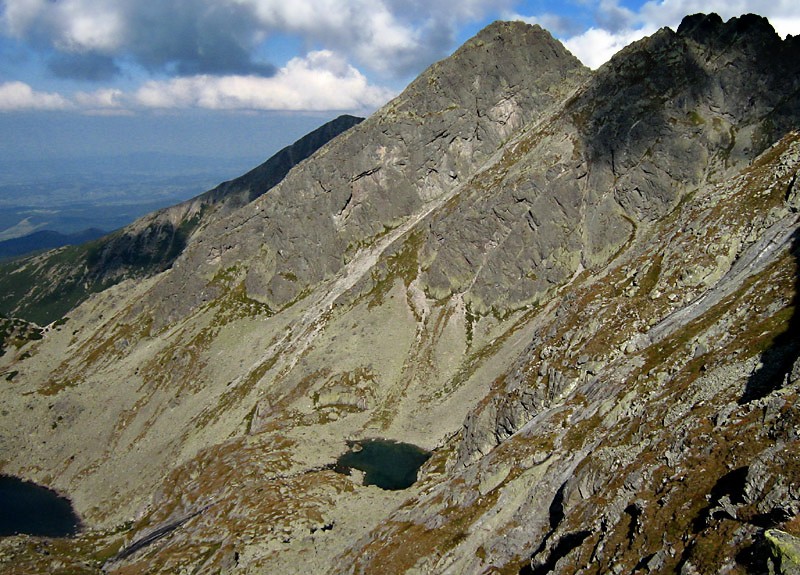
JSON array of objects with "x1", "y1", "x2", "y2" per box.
[
  {"x1": 334, "y1": 439, "x2": 431, "y2": 490},
  {"x1": 0, "y1": 475, "x2": 81, "y2": 538}
]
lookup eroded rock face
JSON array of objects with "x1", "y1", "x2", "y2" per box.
[
  {"x1": 419, "y1": 12, "x2": 800, "y2": 315},
  {"x1": 766, "y1": 529, "x2": 800, "y2": 575},
  {"x1": 1, "y1": 13, "x2": 799, "y2": 575},
  {"x1": 333, "y1": 130, "x2": 800, "y2": 575},
  {"x1": 142, "y1": 21, "x2": 590, "y2": 325}
]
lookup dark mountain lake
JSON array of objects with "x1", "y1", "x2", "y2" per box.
[
  {"x1": 0, "y1": 476, "x2": 81, "y2": 537},
  {"x1": 333, "y1": 439, "x2": 431, "y2": 490}
]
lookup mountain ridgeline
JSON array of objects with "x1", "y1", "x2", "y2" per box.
[
  {"x1": 0, "y1": 114, "x2": 362, "y2": 325},
  {"x1": 1, "y1": 13, "x2": 799, "y2": 575}
]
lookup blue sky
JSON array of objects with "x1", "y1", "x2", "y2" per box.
[{"x1": 1, "y1": 0, "x2": 799, "y2": 162}]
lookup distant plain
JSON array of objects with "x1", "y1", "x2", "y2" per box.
[{"x1": 0, "y1": 153, "x2": 263, "y2": 241}]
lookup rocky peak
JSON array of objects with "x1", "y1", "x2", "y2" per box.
[
  {"x1": 140, "y1": 20, "x2": 591, "y2": 325},
  {"x1": 677, "y1": 12, "x2": 780, "y2": 46},
  {"x1": 416, "y1": 12, "x2": 800, "y2": 315},
  {"x1": 401, "y1": 20, "x2": 587, "y2": 118}
]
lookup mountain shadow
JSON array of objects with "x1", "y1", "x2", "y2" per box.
[
  {"x1": 740, "y1": 227, "x2": 800, "y2": 403},
  {"x1": 576, "y1": 14, "x2": 800, "y2": 227}
]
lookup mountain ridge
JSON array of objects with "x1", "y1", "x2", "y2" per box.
[
  {"x1": 138, "y1": 20, "x2": 590, "y2": 329},
  {"x1": 0, "y1": 114, "x2": 362, "y2": 325},
  {"x1": 0, "y1": 13, "x2": 799, "y2": 575}
]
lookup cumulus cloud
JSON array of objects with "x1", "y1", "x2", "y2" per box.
[
  {"x1": 2, "y1": 0, "x2": 125, "y2": 51},
  {"x1": 0, "y1": 51, "x2": 396, "y2": 114},
  {"x1": 122, "y1": 2, "x2": 276, "y2": 76},
  {"x1": 564, "y1": 26, "x2": 657, "y2": 68},
  {"x1": 2, "y1": 0, "x2": 275, "y2": 78},
  {"x1": 73, "y1": 88, "x2": 125, "y2": 110},
  {"x1": 0, "y1": 0, "x2": 506, "y2": 82},
  {"x1": 0, "y1": 81, "x2": 71, "y2": 111},
  {"x1": 133, "y1": 50, "x2": 396, "y2": 111},
  {"x1": 230, "y1": 0, "x2": 510, "y2": 78},
  {"x1": 595, "y1": 0, "x2": 638, "y2": 32}
]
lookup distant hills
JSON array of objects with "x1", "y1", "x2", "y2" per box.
[{"x1": 0, "y1": 228, "x2": 107, "y2": 261}]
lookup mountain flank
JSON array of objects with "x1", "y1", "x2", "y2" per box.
[
  {"x1": 0, "y1": 114, "x2": 362, "y2": 326},
  {"x1": 1, "y1": 14, "x2": 799, "y2": 575}
]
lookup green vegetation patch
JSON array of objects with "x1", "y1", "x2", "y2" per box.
[
  {"x1": 0, "y1": 315, "x2": 44, "y2": 355},
  {"x1": 367, "y1": 231, "x2": 423, "y2": 309}
]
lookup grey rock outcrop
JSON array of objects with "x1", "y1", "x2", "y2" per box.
[
  {"x1": 420, "y1": 13, "x2": 800, "y2": 315},
  {"x1": 143, "y1": 21, "x2": 590, "y2": 325},
  {"x1": 767, "y1": 529, "x2": 800, "y2": 575}
]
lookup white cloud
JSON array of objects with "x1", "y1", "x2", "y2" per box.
[
  {"x1": 0, "y1": 81, "x2": 71, "y2": 111},
  {"x1": 2, "y1": 0, "x2": 124, "y2": 52},
  {"x1": 563, "y1": 26, "x2": 656, "y2": 69},
  {"x1": 771, "y1": 16, "x2": 800, "y2": 38},
  {"x1": 0, "y1": 51, "x2": 396, "y2": 114},
  {"x1": 133, "y1": 50, "x2": 396, "y2": 111},
  {"x1": 0, "y1": 46, "x2": 395, "y2": 114},
  {"x1": 245, "y1": 0, "x2": 456, "y2": 76},
  {"x1": 55, "y1": 1, "x2": 124, "y2": 52},
  {"x1": 595, "y1": 0, "x2": 638, "y2": 32},
  {"x1": 1, "y1": 0, "x2": 507, "y2": 81},
  {"x1": 356, "y1": 8, "x2": 420, "y2": 73},
  {"x1": 1, "y1": 0, "x2": 46, "y2": 37},
  {"x1": 73, "y1": 88, "x2": 125, "y2": 109}
]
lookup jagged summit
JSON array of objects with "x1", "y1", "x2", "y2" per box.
[
  {"x1": 380, "y1": 19, "x2": 587, "y2": 136},
  {"x1": 461, "y1": 19, "x2": 583, "y2": 65},
  {"x1": 677, "y1": 12, "x2": 779, "y2": 42},
  {"x1": 419, "y1": 11, "x2": 800, "y2": 313},
  {"x1": 1, "y1": 14, "x2": 799, "y2": 575}
]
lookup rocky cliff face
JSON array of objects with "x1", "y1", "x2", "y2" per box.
[
  {"x1": 138, "y1": 21, "x2": 589, "y2": 327},
  {"x1": 1, "y1": 13, "x2": 799, "y2": 575}
]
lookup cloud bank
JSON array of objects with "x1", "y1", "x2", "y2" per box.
[
  {"x1": 133, "y1": 51, "x2": 396, "y2": 111},
  {"x1": 2, "y1": 1, "x2": 800, "y2": 112},
  {"x1": 0, "y1": 81, "x2": 71, "y2": 111},
  {"x1": 0, "y1": 52, "x2": 396, "y2": 113}
]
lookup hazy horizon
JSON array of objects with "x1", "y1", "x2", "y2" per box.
[
  {"x1": 0, "y1": 110, "x2": 340, "y2": 163},
  {"x1": 0, "y1": 111, "x2": 345, "y2": 240}
]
